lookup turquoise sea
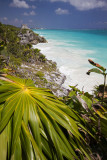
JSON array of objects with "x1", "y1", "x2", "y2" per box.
[{"x1": 33, "y1": 29, "x2": 107, "y2": 93}]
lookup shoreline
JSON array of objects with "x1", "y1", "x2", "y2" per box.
[
  {"x1": 0, "y1": 23, "x2": 68, "y2": 97},
  {"x1": 33, "y1": 31, "x2": 106, "y2": 93}
]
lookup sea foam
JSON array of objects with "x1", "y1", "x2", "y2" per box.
[{"x1": 33, "y1": 29, "x2": 107, "y2": 93}]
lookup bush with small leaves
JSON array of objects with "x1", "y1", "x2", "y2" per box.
[
  {"x1": 9, "y1": 55, "x2": 22, "y2": 68},
  {"x1": 35, "y1": 71, "x2": 44, "y2": 78}
]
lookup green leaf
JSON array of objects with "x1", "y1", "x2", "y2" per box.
[
  {"x1": 29, "y1": 101, "x2": 42, "y2": 149},
  {"x1": 22, "y1": 121, "x2": 47, "y2": 160},
  {"x1": 88, "y1": 59, "x2": 106, "y2": 72},
  {"x1": 20, "y1": 126, "x2": 35, "y2": 160},
  {"x1": 87, "y1": 68, "x2": 103, "y2": 75},
  {"x1": 69, "y1": 91, "x2": 76, "y2": 97},
  {"x1": 0, "y1": 92, "x2": 22, "y2": 133},
  {"x1": 39, "y1": 108, "x2": 76, "y2": 159},
  {"x1": 11, "y1": 94, "x2": 24, "y2": 155},
  {"x1": 81, "y1": 95, "x2": 92, "y2": 109},
  {"x1": 14, "y1": 138, "x2": 22, "y2": 160},
  {"x1": 7, "y1": 119, "x2": 12, "y2": 160},
  {"x1": 0, "y1": 127, "x2": 8, "y2": 160}
]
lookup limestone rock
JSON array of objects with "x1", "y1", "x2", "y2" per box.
[
  {"x1": 21, "y1": 24, "x2": 29, "y2": 30},
  {"x1": 18, "y1": 28, "x2": 47, "y2": 45},
  {"x1": 15, "y1": 60, "x2": 68, "y2": 97}
]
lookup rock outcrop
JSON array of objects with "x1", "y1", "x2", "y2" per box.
[
  {"x1": 18, "y1": 28, "x2": 47, "y2": 45},
  {"x1": 15, "y1": 60, "x2": 68, "y2": 97},
  {"x1": 15, "y1": 25, "x2": 67, "y2": 96},
  {"x1": 0, "y1": 22, "x2": 67, "y2": 97},
  {"x1": 21, "y1": 24, "x2": 29, "y2": 30}
]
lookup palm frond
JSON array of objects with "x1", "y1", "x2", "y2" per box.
[{"x1": 0, "y1": 75, "x2": 91, "y2": 160}]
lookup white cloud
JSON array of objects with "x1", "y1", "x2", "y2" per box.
[
  {"x1": 55, "y1": 8, "x2": 69, "y2": 15},
  {"x1": 23, "y1": 11, "x2": 36, "y2": 16},
  {"x1": 0, "y1": 17, "x2": 8, "y2": 22},
  {"x1": 10, "y1": 0, "x2": 29, "y2": 8},
  {"x1": 31, "y1": 5, "x2": 36, "y2": 9},
  {"x1": 14, "y1": 18, "x2": 19, "y2": 22},
  {"x1": 0, "y1": 17, "x2": 23, "y2": 26},
  {"x1": 50, "y1": 0, "x2": 107, "y2": 11},
  {"x1": 23, "y1": 12, "x2": 29, "y2": 16},
  {"x1": 3, "y1": 17, "x2": 8, "y2": 21},
  {"x1": 30, "y1": 11, "x2": 36, "y2": 15}
]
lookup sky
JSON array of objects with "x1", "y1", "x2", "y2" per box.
[{"x1": 0, "y1": 0, "x2": 107, "y2": 29}]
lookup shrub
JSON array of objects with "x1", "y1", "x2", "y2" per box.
[
  {"x1": 0, "y1": 55, "x2": 6, "y2": 68},
  {"x1": 21, "y1": 29, "x2": 28, "y2": 34},
  {"x1": 39, "y1": 54, "x2": 46, "y2": 62},
  {"x1": 9, "y1": 55, "x2": 22, "y2": 67},
  {"x1": 34, "y1": 48, "x2": 40, "y2": 54},
  {"x1": 7, "y1": 43, "x2": 23, "y2": 57},
  {"x1": 35, "y1": 71, "x2": 44, "y2": 78}
]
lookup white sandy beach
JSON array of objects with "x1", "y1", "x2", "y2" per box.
[{"x1": 33, "y1": 39, "x2": 105, "y2": 93}]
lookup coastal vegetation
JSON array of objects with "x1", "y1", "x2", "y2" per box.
[
  {"x1": 0, "y1": 23, "x2": 107, "y2": 160},
  {"x1": 0, "y1": 22, "x2": 46, "y2": 69},
  {"x1": 0, "y1": 23, "x2": 65, "y2": 96}
]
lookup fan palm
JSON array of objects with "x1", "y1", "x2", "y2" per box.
[{"x1": 0, "y1": 75, "x2": 91, "y2": 160}]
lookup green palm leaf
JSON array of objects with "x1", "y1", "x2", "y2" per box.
[{"x1": 0, "y1": 75, "x2": 91, "y2": 159}]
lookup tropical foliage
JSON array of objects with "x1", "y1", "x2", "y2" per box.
[
  {"x1": 0, "y1": 23, "x2": 107, "y2": 160},
  {"x1": 0, "y1": 23, "x2": 46, "y2": 71},
  {"x1": 87, "y1": 59, "x2": 107, "y2": 100},
  {"x1": 0, "y1": 75, "x2": 93, "y2": 160},
  {"x1": 62, "y1": 85, "x2": 107, "y2": 159}
]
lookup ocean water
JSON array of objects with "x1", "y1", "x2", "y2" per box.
[{"x1": 33, "y1": 29, "x2": 107, "y2": 93}]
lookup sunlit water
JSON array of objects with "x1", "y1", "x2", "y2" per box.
[{"x1": 33, "y1": 29, "x2": 107, "y2": 93}]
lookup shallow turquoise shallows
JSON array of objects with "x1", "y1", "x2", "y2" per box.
[
  {"x1": 33, "y1": 29, "x2": 107, "y2": 93},
  {"x1": 33, "y1": 29, "x2": 107, "y2": 67}
]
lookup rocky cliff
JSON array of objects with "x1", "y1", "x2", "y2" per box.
[
  {"x1": 18, "y1": 28, "x2": 47, "y2": 45},
  {"x1": 0, "y1": 23, "x2": 68, "y2": 97},
  {"x1": 16, "y1": 60, "x2": 68, "y2": 97}
]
